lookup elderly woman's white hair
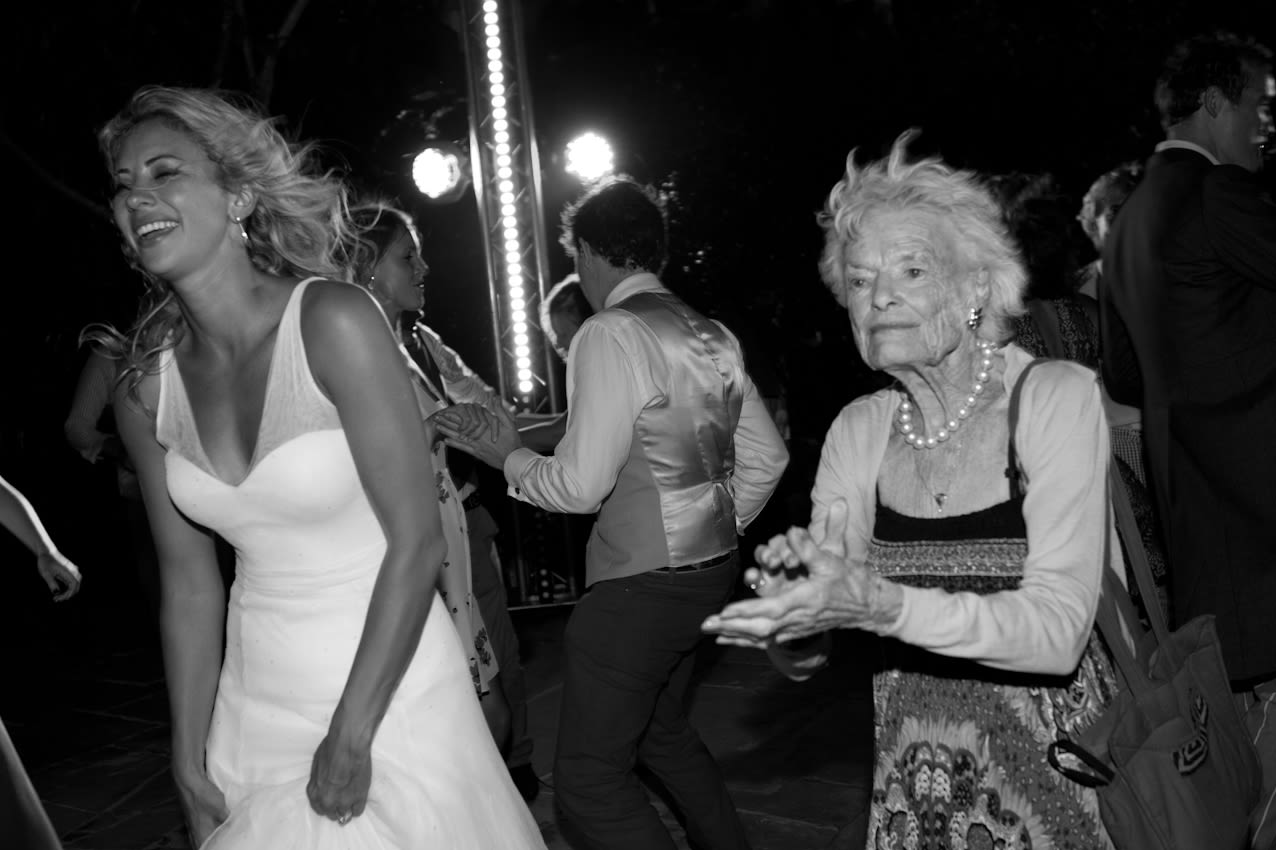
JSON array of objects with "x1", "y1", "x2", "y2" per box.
[{"x1": 817, "y1": 130, "x2": 1026, "y2": 344}]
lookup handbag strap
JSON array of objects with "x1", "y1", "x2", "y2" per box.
[
  {"x1": 1107, "y1": 460, "x2": 1170, "y2": 643},
  {"x1": 1093, "y1": 455, "x2": 1179, "y2": 698},
  {"x1": 1005, "y1": 357, "x2": 1050, "y2": 497}
]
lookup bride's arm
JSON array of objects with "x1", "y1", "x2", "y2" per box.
[
  {"x1": 301, "y1": 282, "x2": 447, "y2": 823},
  {"x1": 114, "y1": 373, "x2": 228, "y2": 843}
]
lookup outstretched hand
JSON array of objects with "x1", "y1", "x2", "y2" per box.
[
  {"x1": 430, "y1": 402, "x2": 523, "y2": 470},
  {"x1": 702, "y1": 499, "x2": 881, "y2": 645},
  {"x1": 38, "y1": 551, "x2": 82, "y2": 601}
]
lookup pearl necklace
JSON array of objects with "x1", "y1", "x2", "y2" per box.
[{"x1": 895, "y1": 341, "x2": 997, "y2": 450}]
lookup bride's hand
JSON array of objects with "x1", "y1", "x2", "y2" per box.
[
  {"x1": 175, "y1": 769, "x2": 228, "y2": 847},
  {"x1": 307, "y1": 734, "x2": 372, "y2": 826}
]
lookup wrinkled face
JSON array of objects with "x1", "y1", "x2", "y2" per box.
[
  {"x1": 111, "y1": 119, "x2": 237, "y2": 280},
  {"x1": 1215, "y1": 66, "x2": 1274, "y2": 172},
  {"x1": 834, "y1": 210, "x2": 969, "y2": 372},
  {"x1": 370, "y1": 230, "x2": 428, "y2": 315}
]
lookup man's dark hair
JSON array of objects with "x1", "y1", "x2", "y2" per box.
[
  {"x1": 1156, "y1": 31, "x2": 1272, "y2": 129},
  {"x1": 559, "y1": 176, "x2": 668, "y2": 274}
]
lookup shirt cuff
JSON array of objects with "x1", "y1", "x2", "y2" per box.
[{"x1": 503, "y1": 447, "x2": 540, "y2": 503}]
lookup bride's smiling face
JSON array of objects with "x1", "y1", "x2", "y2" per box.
[{"x1": 111, "y1": 120, "x2": 238, "y2": 280}]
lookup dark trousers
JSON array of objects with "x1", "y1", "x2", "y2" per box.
[{"x1": 553, "y1": 554, "x2": 751, "y2": 850}]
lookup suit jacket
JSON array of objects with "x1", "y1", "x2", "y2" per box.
[{"x1": 1101, "y1": 147, "x2": 1276, "y2": 682}]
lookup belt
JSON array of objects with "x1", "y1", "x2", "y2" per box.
[
  {"x1": 655, "y1": 551, "x2": 735, "y2": 573},
  {"x1": 462, "y1": 491, "x2": 483, "y2": 513}
]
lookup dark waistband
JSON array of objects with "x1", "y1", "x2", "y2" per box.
[{"x1": 654, "y1": 550, "x2": 736, "y2": 573}]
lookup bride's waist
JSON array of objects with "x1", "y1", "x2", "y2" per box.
[{"x1": 232, "y1": 540, "x2": 387, "y2": 597}]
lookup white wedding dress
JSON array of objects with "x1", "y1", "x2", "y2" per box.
[{"x1": 155, "y1": 278, "x2": 545, "y2": 849}]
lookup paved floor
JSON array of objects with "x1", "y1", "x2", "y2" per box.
[{"x1": 5, "y1": 603, "x2": 873, "y2": 849}]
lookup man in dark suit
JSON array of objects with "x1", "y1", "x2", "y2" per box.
[{"x1": 1101, "y1": 30, "x2": 1276, "y2": 847}]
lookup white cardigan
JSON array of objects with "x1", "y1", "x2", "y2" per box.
[{"x1": 811, "y1": 344, "x2": 1116, "y2": 676}]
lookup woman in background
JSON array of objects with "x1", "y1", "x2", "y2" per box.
[{"x1": 349, "y1": 201, "x2": 508, "y2": 746}]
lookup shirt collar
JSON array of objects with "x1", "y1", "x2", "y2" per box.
[
  {"x1": 1154, "y1": 139, "x2": 1220, "y2": 165},
  {"x1": 603, "y1": 272, "x2": 664, "y2": 309}
]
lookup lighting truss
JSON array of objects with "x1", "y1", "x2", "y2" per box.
[
  {"x1": 458, "y1": 0, "x2": 580, "y2": 608},
  {"x1": 458, "y1": 0, "x2": 559, "y2": 412}
]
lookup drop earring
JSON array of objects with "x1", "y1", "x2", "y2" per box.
[
  {"x1": 232, "y1": 215, "x2": 249, "y2": 243},
  {"x1": 966, "y1": 306, "x2": 984, "y2": 332}
]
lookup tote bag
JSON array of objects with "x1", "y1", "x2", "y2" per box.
[{"x1": 1046, "y1": 460, "x2": 1262, "y2": 848}]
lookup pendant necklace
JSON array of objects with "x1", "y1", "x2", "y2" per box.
[
  {"x1": 913, "y1": 436, "x2": 963, "y2": 514},
  {"x1": 895, "y1": 342, "x2": 998, "y2": 513}
]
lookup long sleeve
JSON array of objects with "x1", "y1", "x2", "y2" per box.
[
  {"x1": 64, "y1": 349, "x2": 116, "y2": 462},
  {"x1": 503, "y1": 317, "x2": 647, "y2": 514},
  {"x1": 880, "y1": 362, "x2": 1110, "y2": 675},
  {"x1": 416, "y1": 323, "x2": 502, "y2": 407},
  {"x1": 1097, "y1": 273, "x2": 1143, "y2": 406},
  {"x1": 808, "y1": 393, "x2": 890, "y2": 569},
  {"x1": 1203, "y1": 165, "x2": 1276, "y2": 290},
  {"x1": 716, "y1": 324, "x2": 788, "y2": 530}
]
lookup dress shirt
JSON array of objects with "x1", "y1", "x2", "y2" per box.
[
  {"x1": 503, "y1": 273, "x2": 786, "y2": 530},
  {"x1": 1154, "y1": 139, "x2": 1220, "y2": 165}
]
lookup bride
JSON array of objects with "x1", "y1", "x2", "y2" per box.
[{"x1": 95, "y1": 85, "x2": 545, "y2": 849}]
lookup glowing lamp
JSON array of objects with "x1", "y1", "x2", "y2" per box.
[
  {"x1": 565, "y1": 132, "x2": 614, "y2": 182},
  {"x1": 412, "y1": 141, "x2": 469, "y2": 203}
]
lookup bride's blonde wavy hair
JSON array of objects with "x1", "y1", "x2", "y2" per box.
[{"x1": 83, "y1": 85, "x2": 357, "y2": 400}]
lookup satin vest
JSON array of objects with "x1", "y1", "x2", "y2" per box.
[{"x1": 585, "y1": 291, "x2": 743, "y2": 585}]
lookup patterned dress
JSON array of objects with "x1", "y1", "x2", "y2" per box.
[
  {"x1": 399, "y1": 326, "x2": 497, "y2": 696},
  {"x1": 866, "y1": 495, "x2": 1118, "y2": 850}
]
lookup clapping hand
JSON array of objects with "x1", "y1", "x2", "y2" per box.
[
  {"x1": 702, "y1": 499, "x2": 879, "y2": 645},
  {"x1": 38, "y1": 550, "x2": 82, "y2": 601},
  {"x1": 430, "y1": 402, "x2": 524, "y2": 470}
]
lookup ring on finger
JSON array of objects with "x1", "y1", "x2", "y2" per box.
[{"x1": 337, "y1": 812, "x2": 353, "y2": 826}]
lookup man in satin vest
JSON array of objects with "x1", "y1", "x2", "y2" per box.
[
  {"x1": 1101, "y1": 31, "x2": 1276, "y2": 848},
  {"x1": 436, "y1": 178, "x2": 788, "y2": 849}
]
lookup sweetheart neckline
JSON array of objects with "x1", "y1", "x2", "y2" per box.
[{"x1": 166, "y1": 428, "x2": 345, "y2": 489}]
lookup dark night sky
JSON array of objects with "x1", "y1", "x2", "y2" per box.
[{"x1": 3, "y1": 0, "x2": 1273, "y2": 547}]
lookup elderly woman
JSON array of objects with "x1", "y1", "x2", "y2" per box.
[{"x1": 703, "y1": 133, "x2": 1118, "y2": 850}]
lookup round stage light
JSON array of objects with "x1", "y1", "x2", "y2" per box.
[
  {"x1": 411, "y1": 141, "x2": 468, "y2": 203},
  {"x1": 565, "y1": 132, "x2": 614, "y2": 182}
]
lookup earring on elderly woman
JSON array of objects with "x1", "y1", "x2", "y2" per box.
[
  {"x1": 895, "y1": 340, "x2": 996, "y2": 450},
  {"x1": 232, "y1": 215, "x2": 248, "y2": 243},
  {"x1": 966, "y1": 306, "x2": 983, "y2": 331}
]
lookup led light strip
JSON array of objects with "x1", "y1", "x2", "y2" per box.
[{"x1": 482, "y1": 0, "x2": 534, "y2": 396}]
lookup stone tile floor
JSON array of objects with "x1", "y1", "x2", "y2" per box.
[{"x1": 6, "y1": 605, "x2": 872, "y2": 849}]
